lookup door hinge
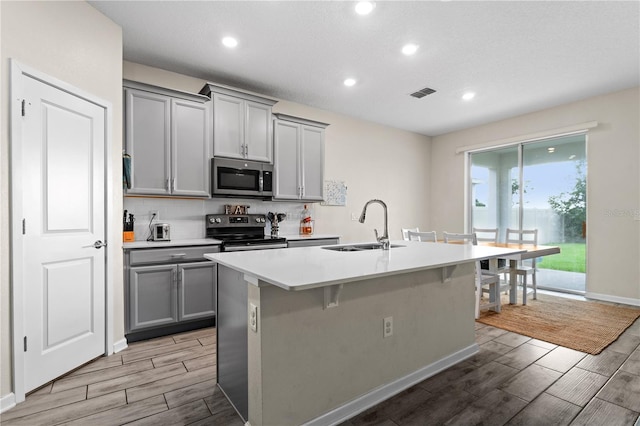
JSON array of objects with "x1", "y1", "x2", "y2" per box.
[
  {"x1": 24, "y1": 336, "x2": 27, "y2": 352},
  {"x1": 22, "y1": 218, "x2": 26, "y2": 235},
  {"x1": 21, "y1": 99, "x2": 26, "y2": 116}
]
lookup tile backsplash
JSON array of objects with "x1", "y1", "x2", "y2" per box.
[{"x1": 124, "y1": 197, "x2": 313, "y2": 241}]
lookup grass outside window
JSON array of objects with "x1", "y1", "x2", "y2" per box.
[{"x1": 537, "y1": 242, "x2": 585, "y2": 273}]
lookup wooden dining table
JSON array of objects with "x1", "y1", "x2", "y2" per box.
[{"x1": 480, "y1": 242, "x2": 561, "y2": 304}]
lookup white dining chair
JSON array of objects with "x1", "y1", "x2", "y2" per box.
[
  {"x1": 443, "y1": 232, "x2": 500, "y2": 319},
  {"x1": 473, "y1": 227, "x2": 499, "y2": 243},
  {"x1": 506, "y1": 228, "x2": 539, "y2": 304},
  {"x1": 401, "y1": 227, "x2": 419, "y2": 241},
  {"x1": 407, "y1": 230, "x2": 438, "y2": 242},
  {"x1": 473, "y1": 227, "x2": 510, "y2": 287}
]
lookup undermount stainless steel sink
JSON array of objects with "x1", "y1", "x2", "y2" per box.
[{"x1": 322, "y1": 243, "x2": 405, "y2": 252}]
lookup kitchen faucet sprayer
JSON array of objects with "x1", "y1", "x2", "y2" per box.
[{"x1": 359, "y1": 199, "x2": 390, "y2": 250}]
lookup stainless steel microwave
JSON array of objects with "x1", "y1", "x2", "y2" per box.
[{"x1": 211, "y1": 158, "x2": 273, "y2": 199}]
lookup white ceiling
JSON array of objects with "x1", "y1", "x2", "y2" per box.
[{"x1": 90, "y1": 1, "x2": 640, "y2": 137}]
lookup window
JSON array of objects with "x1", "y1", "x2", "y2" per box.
[{"x1": 469, "y1": 134, "x2": 586, "y2": 293}]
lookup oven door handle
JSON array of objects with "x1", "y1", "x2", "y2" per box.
[{"x1": 224, "y1": 243, "x2": 288, "y2": 252}]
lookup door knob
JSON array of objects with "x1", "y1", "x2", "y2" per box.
[{"x1": 84, "y1": 240, "x2": 107, "y2": 249}]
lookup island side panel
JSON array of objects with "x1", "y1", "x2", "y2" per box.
[
  {"x1": 217, "y1": 265, "x2": 249, "y2": 421},
  {"x1": 248, "y1": 263, "x2": 476, "y2": 426}
]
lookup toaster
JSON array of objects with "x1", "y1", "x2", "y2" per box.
[{"x1": 153, "y1": 223, "x2": 171, "y2": 241}]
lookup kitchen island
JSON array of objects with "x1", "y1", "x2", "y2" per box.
[{"x1": 205, "y1": 241, "x2": 524, "y2": 426}]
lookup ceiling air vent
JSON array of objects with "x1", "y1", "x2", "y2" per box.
[{"x1": 410, "y1": 87, "x2": 436, "y2": 99}]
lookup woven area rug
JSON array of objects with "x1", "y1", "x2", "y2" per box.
[{"x1": 477, "y1": 293, "x2": 640, "y2": 355}]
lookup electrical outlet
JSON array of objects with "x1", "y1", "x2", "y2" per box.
[
  {"x1": 383, "y1": 316, "x2": 393, "y2": 338},
  {"x1": 351, "y1": 213, "x2": 359, "y2": 221},
  {"x1": 249, "y1": 303, "x2": 258, "y2": 332},
  {"x1": 149, "y1": 210, "x2": 159, "y2": 221}
]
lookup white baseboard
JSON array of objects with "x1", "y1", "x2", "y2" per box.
[
  {"x1": 586, "y1": 292, "x2": 640, "y2": 307},
  {"x1": 302, "y1": 343, "x2": 479, "y2": 426},
  {"x1": 0, "y1": 393, "x2": 16, "y2": 414},
  {"x1": 113, "y1": 338, "x2": 128, "y2": 353}
]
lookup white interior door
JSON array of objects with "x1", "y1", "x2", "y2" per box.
[{"x1": 20, "y1": 74, "x2": 106, "y2": 392}]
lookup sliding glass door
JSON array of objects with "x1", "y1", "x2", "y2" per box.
[{"x1": 470, "y1": 134, "x2": 586, "y2": 293}]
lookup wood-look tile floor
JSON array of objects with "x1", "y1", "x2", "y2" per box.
[{"x1": 2, "y1": 317, "x2": 640, "y2": 426}]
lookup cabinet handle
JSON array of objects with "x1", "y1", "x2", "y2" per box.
[
  {"x1": 301, "y1": 186, "x2": 305, "y2": 197},
  {"x1": 245, "y1": 145, "x2": 249, "y2": 157},
  {"x1": 170, "y1": 253, "x2": 187, "y2": 258},
  {"x1": 165, "y1": 179, "x2": 170, "y2": 191},
  {"x1": 171, "y1": 178, "x2": 175, "y2": 192}
]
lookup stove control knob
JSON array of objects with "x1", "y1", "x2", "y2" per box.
[
  {"x1": 215, "y1": 218, "x2": 221, "y2": 223},
  {"x1": 261, "y1": 218, "x2": 266, "y2": 223},
  {"x1": 208, "y1": 217, "x2": 215, "y2": 224},
  {"x1": 255, "y1": 218, "x2": 261, "y2": 223}
]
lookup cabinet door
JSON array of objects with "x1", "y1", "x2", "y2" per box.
[
  {"x1": 245, "y1": 101, "x2": 273, "y2": 162},
  {"x1": 213, "y1": 93, "x2": 244, "y2": 159},
  {"x1": 125, "y1": 89, "x2": 171, "y2": 195},
  {"x1": 178, "y1": 262, "x2": 217, "y2": 321},
  {"x1": 172, "y1": 99, "x2": 211, "y2": 197},
  {"x1": 301, "y1": 125, "x2": 325, "y2": 201},
  {"x1": 273, "y1": 120, "x2": 301, "y2": 200},
  {"x1": 129, "y1": 265, "x2": 177, "y2": 331}
]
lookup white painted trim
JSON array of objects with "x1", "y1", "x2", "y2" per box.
[
  {"x1": 10, "y1": 59, "x2": 27, "y2": 404},
  {"x1": 9, "y1": 59, "x2": 113, "y2": 402},
  {"x1": 586, "y1": 292, "x2": 640, "y2": 307},
  {"x1": 455, "y1": 121, "x2": 598, "y2": 154},
  {"x1": 113, "y1": 338, "x2": 128, "y2": 354},
  {"x1": 0, "y1": 393, "x2": 17, "y2": 414},
  {"x1": 302, "y1": 343, "x2": 479, "y2": 426},
  {"x1": 105, "y1": 102, "x2": 114, "y2": 356}
]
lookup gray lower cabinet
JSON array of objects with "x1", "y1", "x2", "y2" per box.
[
  {"x1": 178, "y1": 262, "x2": 217, "y2": 321},
  {"x1": 125, "y1": 245, "x2": 219, "y2": 340},
  {"x1": 129, "y1": 264, "x2": 178, "y2": 331}
]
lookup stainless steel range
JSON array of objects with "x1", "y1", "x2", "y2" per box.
[{"x1": 206, "y1": 214, "x2": 287, "y2": 251}]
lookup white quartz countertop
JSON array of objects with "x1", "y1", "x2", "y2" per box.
[
  {"x1": 280, "y1": 234, "x2": 341, "y2": 241},
  {"x1": 204, "y1": 241, "x2": 525, "y2": 291},
  {"x1": 124, "y1": 238, "x2": 222, "y2": 249}
]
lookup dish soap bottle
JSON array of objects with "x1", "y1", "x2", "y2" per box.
[{"x1": 300, "y1": 204, "x2": 313, "y2": 235}]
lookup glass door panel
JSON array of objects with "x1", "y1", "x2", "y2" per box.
[
  {"x1": 470, "y1": 146, "x2": 519, "y2": 241},
  {"x1": 522, "y1": 135, "x2": 586, "y2": 293}
]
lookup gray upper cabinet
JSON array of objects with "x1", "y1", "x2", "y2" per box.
[
  {"x1": 200, "y1": 83, "x2": 277, "y2": 163},
  {"x1": 124, "y1": 81, "x2": 211, "y2": 197},
  {"x1": 273, "y1": 113, "x2": 329, "y2": 201}
]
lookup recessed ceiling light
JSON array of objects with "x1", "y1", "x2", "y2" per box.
[
  {"x1": 548, "y1": 147, "x2": 556, "y2": 153},
  {"x1": 462, "y1": 92, "x2": 476, "y2": 101},
  {"x1": 402, "y1": 44, "x2": 419, "y2": 56},
  {"x1": 355, "y1": 1, "x2": 375, "y2": 15},
  {"x1": 222, "y1": 37, "x2": 238, "y2": 48},
  {"x1": 344, "y1": 78, "x2": 357, "y2": 87},
  {"x1": 569, "y1": 154, "x2": 576, "y2": 160}
]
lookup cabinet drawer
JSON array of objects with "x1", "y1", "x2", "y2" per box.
[
  {"x1": 287, "y1": 238, "x2": 339, "y2": 248},
  {"x1": 129, "y1": 245, "x2": 220, "y2": 265}
]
